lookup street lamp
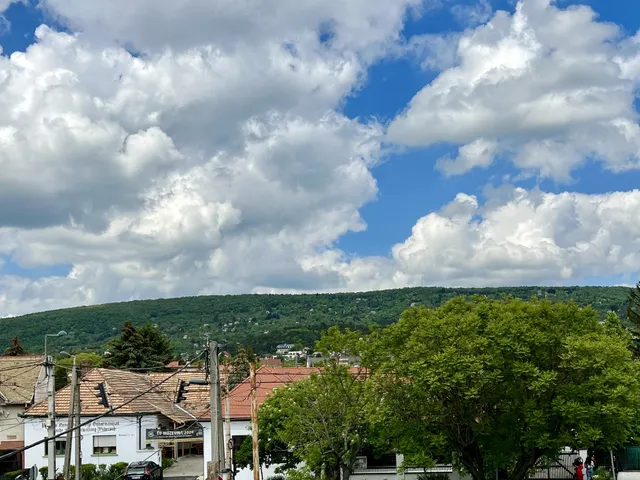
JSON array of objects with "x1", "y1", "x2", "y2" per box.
[{"x1": 44, "y1": 331, "x2": 68, "y2": 359}]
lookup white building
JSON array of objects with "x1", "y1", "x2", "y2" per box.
[
  {"x1": 22, "y1": 368, "x2": 209, "y2": 477},
  {"x1": 0, "y1": 355, "x2": 47, "y2": 473}
]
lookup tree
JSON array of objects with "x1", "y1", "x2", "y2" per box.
[
  {"x1": 4, "y1": 336, "x2": 27, "y2": 356},
  {"x1": 256, "y1": 363, "x2": 376, "y2": 480},
  {"x1": 629, "y1": 281, "x2": 640, "y2": 325},
  {"x1": 228, "y1": 346, "x2": 253, "y2": 390},
  {"x1": 102, "y1": 321, "x2": 173, "y2": 370},
  {"x1": 627, "y1": 282, "x2": 640, "y2": 357},
  {"x1": 55, "y1": 353, "x2": 104, "y2": 390},
  {"x1": 370, "y1": 297, "x2": 640, "y2": 480}
]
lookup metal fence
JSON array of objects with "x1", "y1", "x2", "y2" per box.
[{"x1": 530, "y1": 452, "x2": 579, "y2": 480}]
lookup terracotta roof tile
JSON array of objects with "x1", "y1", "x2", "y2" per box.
[
  {"x1": 0, "y1": 440, "x2": 24, "y2": 450},
  {"x1": 0, "y1": 356, "x2": 45, "y2": 405},
  {"x1": 24, "y1": 368, "x2": 197, "y2": 423},
  {"x1": 201, "y1": 366, "x2": 324, "y2": 420}
]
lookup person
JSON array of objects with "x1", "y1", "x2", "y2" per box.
[
  {"x1": 585, "y1": 456, "x2": 596, "y2": 480},
  {"x1": 576, "y1": 459, "x2": 585, "y2": 480}
]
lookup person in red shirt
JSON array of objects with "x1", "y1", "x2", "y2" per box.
[{"x1": 576, "y1": 460, "x2": 585, "y2": 480}]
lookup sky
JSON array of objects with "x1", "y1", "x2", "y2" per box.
[{"x1": 0, "y1": 0, "x2": 639, "y2": 317}]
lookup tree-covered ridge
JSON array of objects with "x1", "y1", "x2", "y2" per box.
[{"x1": 0, "y1": 286, "x2": 630, "y2": 356}]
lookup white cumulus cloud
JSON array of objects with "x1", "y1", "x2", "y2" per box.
[
  {"x1": 388, "y1": 0, "x2": 640, "y2": 180},
  {"x1": 0, "y1": 0, "x2": 639, "y2": 317}
]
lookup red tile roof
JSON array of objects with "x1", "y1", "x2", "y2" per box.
[
  {"x1": 25, "y1": 368, "x2": 196, "y2": 423},
  {"x1": 200, "y1": 366, "x2": 323, "y2": 420},
  {"x1": 0, "y1": 356, "x2": 45, "y2": 405},
  {"x1": 0, "y1": 440, "x2": 24, "y2": 450}
]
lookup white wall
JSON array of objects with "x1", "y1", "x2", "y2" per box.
[
  {"x1": 202, "y1": 421, "x2": 281, "y2": 480},
  {"x1": 0, "y1": 404, "x2": 27, "y2": 443},
  {"x1": 24, "y1": 416, "x2": 163, "y2": 477}
]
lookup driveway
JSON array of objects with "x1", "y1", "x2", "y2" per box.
[{"x1": 164, "y1": 455, "x2": 204, "y2": 480}]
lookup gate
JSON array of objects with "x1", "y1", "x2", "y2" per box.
[{"x1": 530, "y1": 452, "x2": 578, "y2": 480}]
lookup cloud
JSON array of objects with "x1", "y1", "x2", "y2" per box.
[
  {"x1": 1, "y1": 0, "x2": 640, "y2": 317},
  {"x1": 289, "y1": 187, "x2": 640, "y2": 291},
  {"x1": 39, "y1": 0, "x2": 423, "y2": 58},
  {"x1": 0, "y1": 21, "x2": 387, "y2": 316},
  {"x1": 451, "y1": 0, "x2": 493, "y2": 27},
  {"x1": 435, "y1": 138, "x2": 498, "y2": 176},
  {"x1": 388, "y1": 0, "x2": 640, "y2": 180}
]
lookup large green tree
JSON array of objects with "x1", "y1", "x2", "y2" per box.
[
  {"x1": 370, "y1": 297, "x2": 640, "y2": 480},
  {"x1": 255, "y1": 363, "x2": 376, "y2": 480},
  {"x1": 102, "y1": 321, "x2": 174, "y2": 370}
]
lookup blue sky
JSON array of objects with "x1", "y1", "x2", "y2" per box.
[{"x1": 1, "y1": 0, "x2": 640, "y2": 315}]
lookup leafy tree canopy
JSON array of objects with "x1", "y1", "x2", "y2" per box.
[
  {"x1": 228, "y1": 346, "x2": 254, "y2": 390},
  {"x1": 102, "y1": 321, "x2": 174, "y2": 370},
  {"x1": 4, "y1": 336, "x2": 27, "y2": 356},
  {"x1": 368, "y1": 297, "x2": 640, "y2": 480}
]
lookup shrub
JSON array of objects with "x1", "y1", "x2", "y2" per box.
[
  {"x1": 593, "y1": 467, "x2": 612, "y2": 480},
  {"x1": 4, "y1": 470, "x2": 27, "y2": 480},
  {"x1": 81, "y1": 463, "x2": 98, "y2": 480},
  {"x1": 162, "y1": 458, "x2": 175, "y2": 470},
  {"x1": 39, "y1": 467, "x2": 48, "y2": 480}
]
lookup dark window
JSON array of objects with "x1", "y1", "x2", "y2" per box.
[{"x1": 44, "y1": 440, "x2": 67, "y2": 456}]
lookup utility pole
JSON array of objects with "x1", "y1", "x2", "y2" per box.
[
  {"x1": 46, "y1": 355, "x2": 56, "y2": 480},
  {"x1": 208, "y1": 341, "x2": 222, "y2": 480},
  {"x1": 63, "y1": 358, "x2": 77, "y2": 480},
  {"x1": 224, "y1": 363, "x2": 232, "y2": 480},
  {"x1": 250, "y1": 360, "x2": 259, "y2": 480},
  {"x1": 74, "y1": 375, "x2": 81, "y2": 480}
]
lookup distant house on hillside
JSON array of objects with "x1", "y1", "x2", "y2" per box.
[
  {"x1": 259, "y1": 357, "x2": 282, "y2": 367},
  {"x1": 275, "y1": 344, "x2": 294, "y2": 354},
  {"x1": 0, "y1": 356, "x2": 47, "y2": 474}
]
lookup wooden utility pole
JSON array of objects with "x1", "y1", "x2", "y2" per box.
[
  {"x1": 74, "y1": 375, "x2": 81, "y2": 480},
  {"x1": 224, "y1": 363, "x2": 232, "y2": 480},
  {"x1": 208, "y1": 341, "x2": 223, "y2": 480},
  {"x1": 250, "y1": 360, "x2": 260, "y2": 480},
  {"x1": 63, "y1": 359, "x2": 77, "y2": 480}
]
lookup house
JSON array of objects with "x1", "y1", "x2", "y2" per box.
[
  {"x1": 198, "y1": 366, "x2": 457, "y2": 480},
  {"x1": 0, "y1": 356, "x2": 47, "y2": 474},
  {"x1": 275, "y1": 344, "x2": 294, "y2": 355},
  {"x1": 199, "y1": 367, "x2": 319, "y2": 480},
  {"x1": 22, "y1": 368, "x2": 206, "y2": 477},
  {"x1": 258, "y1": 358, "x2": 282, "y2": 368}
]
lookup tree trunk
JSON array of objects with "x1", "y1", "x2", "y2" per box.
[{"x1": 341, "y1": 465, "x2": 352, "y2": 480}]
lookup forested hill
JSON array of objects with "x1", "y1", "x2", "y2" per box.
[{"x1": 0, "y1": 286, "x2": 630, "y2": 356}]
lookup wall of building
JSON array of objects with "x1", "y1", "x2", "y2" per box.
[
  {"x1": 0, "y1": 404, "x2": 27, "y2": 443},
  {"x1": 24, "y1": 415, "x2": 163, "y2": 476},
  {"x1": 203, "y1": 421, "x2": 281, "y2": 480}
]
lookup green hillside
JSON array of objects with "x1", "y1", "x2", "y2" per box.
[{"x1": 0, "y1": 286, "x2": 630, "y2": 357}]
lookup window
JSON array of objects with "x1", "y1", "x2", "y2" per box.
[
  {"x1": 44, "y1": 440, "x2": 67, "y2": 456},
  {"x1": 93, "y1": 435, "x2": 117, "y2": 455}
]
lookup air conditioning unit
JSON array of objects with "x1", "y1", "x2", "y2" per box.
[{"x1": 354, "y1": 457, "x2": 367, "y2": 470}]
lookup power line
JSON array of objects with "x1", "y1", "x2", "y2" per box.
[{"x1": 0, "y1": 350, "x2": 207, "y2": 462}]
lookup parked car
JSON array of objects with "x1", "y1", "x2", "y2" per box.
[{"x1": 124, "y1": 461, "x2": 163, "y2": 480}]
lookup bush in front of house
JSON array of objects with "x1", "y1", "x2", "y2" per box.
[
  {"x1": 161, "y1": 458, "x2": 175, "y2": 470},
  {"x1": 593, "y1": 467, "x2": 613, "y2": 480},
  {"x1": 4, "y1": 469, "x2": 28, "y2": 480},
  {"x1": 39, "y1": 467, "x2": 48, "y2": 480}
]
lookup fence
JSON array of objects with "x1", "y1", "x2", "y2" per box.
[{"x1": 530, "y1": 452, "x2": 579, "y2": 480}]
